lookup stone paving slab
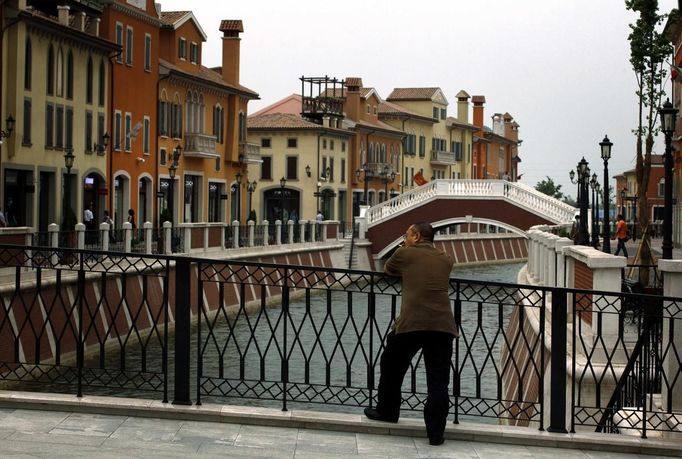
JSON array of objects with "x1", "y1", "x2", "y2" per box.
[{"x1": 0, "y1": 392, "x2": 679, "y2": 457}]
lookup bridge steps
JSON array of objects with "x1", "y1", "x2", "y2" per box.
[{"x1": 340, "y1": 237, "x2": 359, "y2": 269}]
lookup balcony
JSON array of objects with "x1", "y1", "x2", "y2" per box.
[
  {"x1": 183, "y1": 133, "x2": 218, "y2": 159},
  {"x1": 430, "y1": 149, "x2": 458, "y2": 166},
  {"x1": 238, "y1": 142, "x2": 262, "y2": 164}
]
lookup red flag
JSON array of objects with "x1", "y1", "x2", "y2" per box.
[
  {"x1": 672, "y1": 63, "x2": 682, "y2": 80},
  {"x1": 413, "y1": 171, "x2": 428, "y2": 186}
]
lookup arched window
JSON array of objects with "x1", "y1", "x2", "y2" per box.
[
  {"x1": 98, "y1": 60, "x2": 105, "y2": 106},
  {"x1": 238, "y1": 112, "x2": 246, "y2": 142},
  {"x1": 368, "y1": 143, "x2": 374, "y2": 163},
  {"x1": 24, "y1": 38, "x2": 32, "y2": 90},
  {"x1": 381, "y1": 144, "x2": 386, "y2": 163},
  {"x1": 56, "y1": 48, "x2": 63, "y2": 97},
  {"x1": 186, "y1": 90, "x2": 194, "y2": 133},
  {"x1": 198, "y1": 93, "x2": 205, "y2": 132},
  {"x1": 213, "y1": 104, "x2": 224, "y2": 143},
  {"x1": 66, "y1": 51, "x2": 73, "y2": 99},
  {"x1": 46, "y1": 45, "x2": 54, "y2": 95},
  {"x1": 86, "y1": 57, "x2": 93, "y2": 104}
]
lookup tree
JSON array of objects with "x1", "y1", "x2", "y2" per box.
[
  {"x1": 626, "y1": 0, "x2": 671, "y2": 272},
  {"x1": 535, "y1": 176, "x2": 564, "y2": 200}
]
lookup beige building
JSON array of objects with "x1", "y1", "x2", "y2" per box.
[
  {"x1": 247, "y1": 101, "x2": 353, "y2": 222},
  {"x1": 380, "y1": 88, "x2": 476, "y2": 191},
  {"x1": 2, "y1": 2, "x2": 116, "y2": 231}
]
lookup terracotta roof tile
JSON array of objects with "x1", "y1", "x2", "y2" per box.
[
  {"x1": 378, "y1": 101, "x2": 433, "y2": 122},
  {"x1": 247, "y1": 113, "x2": 323, "y2": 130},
  {"x1": 160, "y1": 11, "x2": 190, "y2": 26},
  {"x1": 345, "y1": 77, "x2": 363, "y2": 87},
  {"x1": 220, "y1": 20, "x2": 244, "y2": 33},
  {"x1": 386, "y1": 87, "x2": 440, "y2": 101},
  {"x1": 159, "y1": 59, "x2": 258, "y2": 98},
  {"x1": 319, "y1": 87, "x2": 374, "y2": 99},
  {"x1": 471, "y1": 95, "x2": 486, "y2": 104}
]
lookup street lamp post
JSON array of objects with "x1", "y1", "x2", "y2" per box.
[
  {"x1": 167, "y1": 146, "x2": 182, "y2": 228},
  {"x1": 63, "y1": 148, "x2": 75, "y2": 230},
  {"x1": 279, "y1": 177, "x2": 287, "y2": 222},
  {"x1": 380, "y1": 165, "x2": 396, "y2": 200},
  {"x1": 246, "y1": 180, "x2": 257, "y2": 220},
  {"x1": 355, "y1": 163, "x2": 372, "y2": 206},
  {"x1": 590, "y1": 174, "x2": 599, "y2": 248},
  {"x1": 235, "y1": 172, "x2": 242, "y2": 223},
  {"x1": 569, "y1": 157, "x2": 590, "y2": 246},
  {"x1": 659, "y1": 98, "x2": 679, "y2": 259},
  {"x1": 620, "y1": 189, "x2": 626, "y2": 218},
  {"x1": 600, "y1": 135, "x2": 613, "y2": 253}
]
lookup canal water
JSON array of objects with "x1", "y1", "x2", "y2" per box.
[{"x1": 20, "y1": 262, "x2": 528, "y2": 423}]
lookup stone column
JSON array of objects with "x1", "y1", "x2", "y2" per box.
[
  {"x1": 248, "y1": 221, "x2": 255, "y2": 247},
  {"x1": 310, "y1": 221, "x2": 317, "y2": 242},
  {"x1": 288, "y1": 220, "x2": 294, "y2": 244},
  {"x1": 262, "y1": 220, "x2": 269, "y2": 246},
  {"x1": 232, "y1": 220, "x2": 239, "y2": 249},
  {"x1": 123, "y1": 222, "x2": 132, "y2": 253},
  {"x1": 275, "y1": 220, "x2": 282, "y2": 245},
  {"x1": 100, "y1": 223, "x2": 110, "y2": 252},
  {"x1": 658, "y1": 260, "x2": 682, "y2": 413},
  {"x1": 49, "y1": 224, "x2": 59, "y2": 265},
  {"x1": 299, "y1": 220, "x2": 307, "y2": 243},
  {"x1": 163, "y1": 221, "x2": 172, "y2": 254},
  {"x1": 144, "y1": 222, "x2": 153, "y2": 253},
  {"x1": 321, "y1": 221, "x2": 328, "y2": 242},
  {"x1": 221, "y1": 223, "x2": 227, "y2": 250}
]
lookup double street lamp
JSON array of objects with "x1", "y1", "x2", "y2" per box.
[
  {"x1": 590, "y1": 174, "x2": 600, "y2": 248},
  {"x1": 167, "y1": 146, "x2": 182, "y2": 228},
  {"x1": 599, "y1": 135, "x2": 613, "y2": 253},
  {"x1": 235, "y1": 172, "x2": 242, "y2": 222},
  {"x1": 569, "y1": 157, "x2": 591, "y2": 246},
  {"x1": 246, "y1": 180, "x2": 257, "y2": 220},
  {"x1": 355, "y1": 163, "x2": 373, "y2": 206},
  {"x1": 659, "y1": 99, "x2": 679, "y2": 260}
]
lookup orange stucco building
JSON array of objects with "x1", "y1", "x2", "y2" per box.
[
  {"x1": 156, "y1": 16, "x2": 258, "y2": 224},
  {"x1": 471, "y1": 96, "x2": 520, "y2": 180}
]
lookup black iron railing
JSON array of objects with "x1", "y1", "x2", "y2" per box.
[{"x1": 0, "y1": 244, "x2": 679, "y2": 436}]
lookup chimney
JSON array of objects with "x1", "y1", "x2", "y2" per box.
[
  {"x1": 472, "y1": 95, "x2": 486, "y2": 131},
  {"x1": 492, "y1": 113, "x2": 504, "y2": 136},
  {"x1": 86, "y1": 17, "x2": 101, "y2": 37},
  {"x1": 57, "y1": 5, "x2": 70, "y2": 26},
  {"x1": 220, "y1": 20, "x2": 244, "y2": 86},
  {"x1": 456, "y1": 90, "x2": 470, "y2": 123},
  {"x1": 344, "y1": 77, "x2": 363, "y2": 121},
  {"x1": 503, "y1": 112, "x2": 514, "y2": 138},
  {"x1": 76, "y1": 12, "x2": 86, "y2": 32}
]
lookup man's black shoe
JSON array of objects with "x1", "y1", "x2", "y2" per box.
[
  {"x1": 428, "y1": 436, "x2": 445, "y2": 446},
  {"x1": 363, "y1": 407, "x2": 398, "y2": 423}
]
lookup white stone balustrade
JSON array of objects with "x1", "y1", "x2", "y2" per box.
[{"x1": 658, "y1": 260, "x2": 682, "y2": 414}]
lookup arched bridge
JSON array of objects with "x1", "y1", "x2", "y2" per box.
[{"x1": 364, "y1": 180, "x2": 576, "y2": 258}]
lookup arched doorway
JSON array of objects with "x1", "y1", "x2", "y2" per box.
[
  {"x1": 264, "y1": 187, "x2": 300, "y2": 223},
  {"x1": 82, "y1": 171, "x2": 106, "y2": 226},
  {"x1": 113, "y1": 174, "x2": 130, "y2": 230},
  {"x1": 138, "y1": 177, "x2": 152, "y2": 225}
]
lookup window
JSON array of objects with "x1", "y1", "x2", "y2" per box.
[
  {"x1": 56, "y1": 48, "x2": 63, "y2": 97},
  {"x1": 96, "y1": 113, "x2": 104, "y2": 152},
  {"x1": 261, "y1": 138, "x2": 271, "y2": 148},
  {"x1": 287, "y1": 138, "x2": 297, "y2": 148},
  {"x1": 238, "y1": 112, "x2": 246, "y2": 141},
  {"x1": 45, "y1": 103, "x2": 54, "y2": 147},
  {"x1": 659, "y1": 178, "x2": 665, "y2": 197},
  {"x1": 64, "y1": 110, "x2": 74, "y2": 149},
  {"x1": 208, "y1": 183, "x2": 224, "y2": 222},
  {"x1": 329, "y1": 157, "x2": 334, "y2": 181},
  {"x1": 160, "y1": 148, "x2": 167, "y2": 165},
  {"x1": 419, "y1": 135, "x2": 425, "y2": 157},
  {"x1": 55, "y1": 105, "x2": 64, "y2": 148},
  {"x1": 24, "y1": 38, "x2": 31, "y2": 90},
  {"x1": 367, "y1": 105, "x2": 370, "y2": 114},
  {"x1": 286, "y1": 156, "x2": 298, "y2": 179},
  {"x1": 190, "y1": 42, "x2": 198, "y2": 64},
  {"x1": 322, "y1": 139, "x2": 327, "y2": 149},
  {"x1": 342, "y1": 142, "x2": 346, "y2": 152},
  {"x1": 330, "y1": 140, "x2": 335, "y2": 150},
  {"x1": 85, "y1": 110, "x2": 93, "y2": 152},
  {"x1": 373, "y1": 106, "x2": 377, "y2": 115},
  {"x1": 411, "y1": 167, "x2": 415, "y2": 186},
  {"x1": 440, "y1": 108, "x2": 446, "y2": 120},
  {"x1": 144, "y1": 34, "x2": 152, "y2": 71},
  {"x1": 125, "y1": 113, "x2": 132, "y2": 151},
  {"x1": 115, "y1": 23, "x2": 123, "y2": 63},
  {"x1": 178, "y1": 37, "x2": 186, "y2": 59},
  {"x1": 404, "y1": 167, "x2": 409, "y2": 186},
  {"x1": 261, "y1": 156, "x2": 272, "y2": 180},
  {"x1": 171, "y1": 102, "x2": 182, "y2": 138},
  {"x1": 213, "y1": 105, "x2": 224, "y2": 143},
  {"x1": 86, "y1": 57, "x2": 93, "y2": 104},
  {"x1": 114, "y1": 111, "x2": 122, "y2": 150},
  {"x1": 47, "y1": 45, "x2": 54, "y2": 95},
  {"x1": 184, "y1": 174, "x2": 201, "y2": 222},
  {"x1": 66, "y1": 51, "x2": 73, "y2": 99},
  {"x1": 125, "y1": 26, "x2": 133, "y2": 65},
  {"x1": 98, "y1": 60, "x2": 105, "y2": 106},
  {"x1": 22, "y1": 98, "x2": 31, "y2": 145},
  {"x1": 143, "y1": 116, "x2": 150, "y2": 154},
  {"x1": 341, "y1": 159, "x2": 346, "y2": 183},
  {"x1": 432, "y1": 107, "x2": 438, "y2": 119}
]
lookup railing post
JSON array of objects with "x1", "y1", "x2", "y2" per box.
[
  {"x1": 275, "y1": 220, "x2": 282, "y2": 245},
  {"x1": 75, "y1": 223, "x2": 85, "y2": 250},
  {"x1": 221, "y1": 223, "x2": 226, "y2": 250},
  {"x1": 248, "y1": 220, "x2": 255, "y2": 247},
  {"x1": 163, "y1": 221, "x2": 172, "y2": 254},
  {"x1": 144, "y1": 222, "x2": 153, "y2": 253},
  {"x1": 173, "y1": 257, "x2": 192, "y2": 405},
  {"x1": 321, "y1": 221, "x2": 328, "y2": 242},
  {"x1": 49, "y1": 223, "x2": 59, "y2": 265},
  {"x1": 288, "y1": 220, "x2": 294, "y2": 244},
  {"x1": 203, "y1": 224, "x2": 209, "y2": 251},
  {"x1": 299, "y1": 220, "x2": 307, "y2": 243},
  {"x1": 310, "y1": 221, "x2": 316, "y2": 242},
  {"x1": 658, "y1": 260, "x2": 682, "y2": 413},
  {"x1": 232, "y1": 220, "x2": 239, "y2": 248},
  {"x1": 101, "y1": 223, "x2": 110, "y2": 252},
  {"x1": 262, "y1": 220, "x2": 269, "y2": 246},
  {"x1": 548, "y1": 287, "x2": 568, "y2": 433},
  {"x1": 123, "y1": 222, "x2": 132, "y2": 252},
  {"x1": 183, "y1": 225, "x2": 192, "y2": 253}
]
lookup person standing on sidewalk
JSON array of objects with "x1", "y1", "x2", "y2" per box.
[
  {"x1": 613, "y1": 214, "x2": 629, "y2": 258},
  {"x1": 364, "y1": 221, "x2": 457, "y2": 446}
]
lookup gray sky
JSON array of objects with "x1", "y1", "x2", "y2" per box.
[{"x1": 159, "y1": 0, "x2": 678, "y2": 199}]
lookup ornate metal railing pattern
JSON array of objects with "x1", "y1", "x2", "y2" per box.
[
  {"x1": 365, "y1": 180, "x2": 577, "y2": 227},
  {"x1": 0, "y1": 244, "x2": 679, "y2": 436}
]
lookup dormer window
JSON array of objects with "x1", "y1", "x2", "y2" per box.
[
  {"x1": 178, "y1": 37, "x2": 187, "y2": 60},
  {"x1": 190, "y1": 42, "x2": 198, "y2": 64}
]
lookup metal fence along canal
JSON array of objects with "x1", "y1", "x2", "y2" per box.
[{"x1": 0, "y1": 244, "x2": 679, "y2": 437}]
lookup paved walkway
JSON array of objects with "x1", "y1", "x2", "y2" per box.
[{"x1": 0, "y1": 392, "x2": 678, "y2": 458}]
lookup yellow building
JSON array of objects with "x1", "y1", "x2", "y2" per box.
[
  {"x1": 247, "y1": 95, "x2": 353, "y2": 222},
  {"x1": 381, "y1": 88, "x2": 476, "y2": 191},
  {"x1": 1, "y1": 1, "x2": 117, "y2": 231}
]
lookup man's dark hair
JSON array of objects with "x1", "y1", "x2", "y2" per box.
[{"x1": 412, "y1": 221, "x2": 434, "y2": 242}]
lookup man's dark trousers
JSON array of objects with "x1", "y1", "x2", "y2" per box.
[{"x1": 376, "y1": 330, "x2": 454, "y2": 440}]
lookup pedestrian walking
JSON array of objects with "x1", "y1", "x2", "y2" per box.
[
  {"x1": 613, "y1": 214, "x2": 629, "y2": 258},
  {"x1": 364, "y1": 221, "x2": 457, "y2": 446}
]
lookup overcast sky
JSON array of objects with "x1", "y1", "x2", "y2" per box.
[{"x1": 159, "y1": 0, "x2": 678, "y2": 199}]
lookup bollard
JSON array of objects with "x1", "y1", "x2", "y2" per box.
[
  {"x1": 100, "y1": 222, "x2": 109, "y2": 252},
  {"x1": 288, "y1": 220, "x2": 294, "y2": 244},
  {"x1": 163, "y1": 221, "x2": 172, "y2": 254},
  {"x1": 262, "y1": 220, "x2": 269, "y2": 246},
  {"x1": 232, "y1": 220, "x2": 239, "y2": 248},
  {"x1": 275, "y1": 220, "x2": 282, "y2": 245},
  {"x1": 248, "y1": 220, "x2": 255, "y2": 247},
  {"x1": 123, "y1": 222, "x2": 132, "y2": 253},
  {"x1": 144, "y1": 222, "x2": 152, "y2": 253}
]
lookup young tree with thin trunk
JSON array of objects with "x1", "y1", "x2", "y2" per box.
[{"x1": 626, "y1": 0, "x2": 671, "y2": 273}]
